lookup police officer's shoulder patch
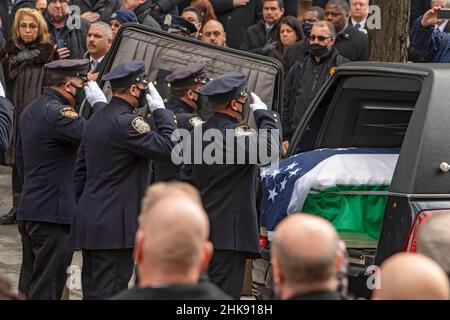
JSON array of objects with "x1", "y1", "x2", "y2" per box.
[
  {"x1": 189, "y1": 116, "x2": 204, "y2": 127},
  {"x1": 234, "y1": 124, "x2": 255, "y2": 137},
  {"x1": 131, "y1": 116, "x2": 151, "y2": 134},
  {"x1": 60, "y1": 106, "x2": 78, "y2": 119}
]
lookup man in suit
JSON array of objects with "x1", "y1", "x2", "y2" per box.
[
  {"x1": 211, "y1": 0, "x2": 262, "y2": 49},
  {"x1": 85, "y1": 22, "x2": 113, "y2": 81},
  {"x1": 271, "y1": 214, "x2": 345, "y2": 300},
  {"x1": 349, "y1": 0, "x2": 369, "y2": 32},
  {"x1": 325, "y1": 0, "x2": 369, "y2": 61},
  {"x1": 240, "y1": 0, "x2": 285, "y2": 56},
  {"x1": 71, "y1": 60, "x2": 177, "y2": 300},
  {"x1": 112, "y1": 182, "x2": 231, "y2": 300}
]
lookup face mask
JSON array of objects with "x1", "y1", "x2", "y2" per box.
[
  {"x1": 302, "y1": 22, "x2": 313, "y2": 38},
  {"x1": 68, "y1": 83, "x2": 85, "y2": 107},
  {"x1": 310, "y1": 44, "x2": 330, "y2": 58},
  {"x1": 192, "y1": 90, "x2": 209, "y2": 110},
  {"x1": 136, "y1": 87, "x2": 148, "y2": 108}
]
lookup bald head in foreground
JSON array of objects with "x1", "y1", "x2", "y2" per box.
[
  {"x1": 271, "y1": 214, "x2": 344, "y2": 300},
  {"x1": 417, "y1": 213, "x2": 450, "y2": 278},
  {"x1": 112, "y1": 182, "x2": 231, "y2": 300},
  {"x1": 372, "y1": 253, "x2": 450, "y2": 300}
]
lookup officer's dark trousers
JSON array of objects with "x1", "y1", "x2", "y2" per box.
[
  {"x1": 18, "y1": 221, "x2": 73, "y2": 299},
  {"x1": 207, "y1": 250, "x2": 247, "y2": 300},
  {"x1": 81, "y1": 249, "x2": 134, "y2": 300}
]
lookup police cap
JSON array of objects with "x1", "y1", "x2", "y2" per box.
[
  {"x1": 110, "y1": 9, "x2": 138, "y2": 24},
  {"x1": 102, "y1": 60, "x2": 148, "y2": 89},
  {"x1": 45, "y1": 59, "x2": 89, "y2": 79},
  {"x1": 162, "y1": 14, "x2": 197, "y2": 36},
  {"x1": 199, "y1": 71, "x2": 248, "y2": 104},
  {"x1": 165, "y1": 63, "x2": 208, "y2": 87}
]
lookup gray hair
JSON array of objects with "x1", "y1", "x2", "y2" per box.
[
  {"x1": 89, "y1": 21, "x2": 113, "y2": 40},
  {"x1": 313, "y1": 20, "x2": 336, "y2": 37}
]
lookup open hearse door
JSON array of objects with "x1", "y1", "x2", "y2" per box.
[{"x1": 81, "y1": 23, "x2": 284, "y2": 123}]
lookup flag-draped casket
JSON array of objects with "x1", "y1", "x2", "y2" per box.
[{"x1": 260, "y1": 148, "x2": 399, "y2": 239}]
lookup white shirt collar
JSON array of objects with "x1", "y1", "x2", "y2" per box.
[
  {"x1": 437, "y1": 20, "x2": 449, "y2": 32},
  {"x1": 90, "y1": 55, "x2": 105, "y2": 64},
  {"x1": 351, "y1": 18, "x2": 367, "y2": 29}
]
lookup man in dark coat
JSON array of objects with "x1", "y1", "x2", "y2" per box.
[
  {"x1": 45, "y1": 0, "x2": 90, "y2": 60},
  {"x1": 70, "y1": 0, "x2": 122, "y2": 23},
  {"x1": 0, "y1": 0, "x2": 15, "y2": 42},
  {"x1": 15, "y1": 59, "x2": 106, "y2": 299},
  {"x1": 325, "y1": 0, "x2": 368, "y2": 61},
  {"x1": 112, "y1": 183, "x2": 231, "y2": 300},
  {"x1": 70, "y1": 60, "x2": 177, "y2": 300},
  {"x1": 0, "y1": 81, "x2": 12, "y2": 153},
  {"x1": 282, "y1": 21, "x2": 348, "y2": 152},
  {"x1": 211, "y1": 0, "x2": 262, "y2": 49},
  {"x1": 181, "y1": 72, "x2": 280, "y2": 299},
  {"x1": 240, "y1": 0, "x2": 285, "y2": 56},
  {"x1": 152, "y1": 62, "x2": 208, "y2": 182},
  {"x1": 271, "y1": 214, "x2": 345, "y2": 300}
]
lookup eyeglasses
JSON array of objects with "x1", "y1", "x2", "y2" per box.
[{"x1": 309, "y1": 35, "x2": 332, "y2": 42}]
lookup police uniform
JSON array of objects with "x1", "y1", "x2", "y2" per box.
[
  {"x1": 15, "y1": 59, "x2": 90, "y2": 299},
  {"x1": 0, "y1": 96, "x2": 13, "y2": 152},
  {"x1": 180, "y1": 72, "x2": 279, "y2": 299},
  {"x1": 152, "y1": 62, "x2": 208, "y2": 182},
  {"x1": 70, "y1": 60, "x2": 177, "y2": 300},
  {"x1": 161, "y1": 14, "x2": 197, "y2": 37}
]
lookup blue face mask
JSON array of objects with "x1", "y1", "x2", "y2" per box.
[{"x1": 302, "y1": 22, "x2": 313, "y2": 38}]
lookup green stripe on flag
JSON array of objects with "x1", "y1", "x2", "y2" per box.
[{"x1": 302, "y1": 185, "x2": 389, "y2": 240}]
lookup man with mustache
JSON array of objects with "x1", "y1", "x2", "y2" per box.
[{"x1": 85, "y1": 22, "x2": 113, "y2": 81}]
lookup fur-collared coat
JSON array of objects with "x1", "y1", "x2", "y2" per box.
[{"x1": 0, "y1": 41, "x2": 57, "y2": 165}]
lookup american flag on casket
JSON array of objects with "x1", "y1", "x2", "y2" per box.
[{"x1": 259, "y1": 148, "x2": 400, "y2": 240}]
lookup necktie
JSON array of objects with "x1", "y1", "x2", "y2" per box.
[
  {"x1": 355, "y1": 23, "x2": 361, "y2": 30},
  {"x1": 91, "y1": 60, "x2": 98, "y2": 71}
]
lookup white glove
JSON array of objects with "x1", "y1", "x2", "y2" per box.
[
  {"x1": 249, "y1": 92, "x2": 268, "y2": 111},
  {"x1": 146, "y1": 82, "x2": 165, "y2": 112},
  {"x1": 84, "y1": 81, "x2": 107, "y2": 105},
  {"x1": 0, "y1": 81, "x2": 5, "y2": 98}
]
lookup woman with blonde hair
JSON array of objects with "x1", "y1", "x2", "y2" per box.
[{"x1": 0, "y1": 8, "x2": 57, "y2": 227}]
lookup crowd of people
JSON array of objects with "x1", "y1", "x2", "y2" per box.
[{"x1": 0, "y1": 0, "x2": 449, "y2": 301}]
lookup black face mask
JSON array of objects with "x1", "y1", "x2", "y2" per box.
[
  {"x1": 302, "y1": 22, "x2": 313, "y2": 38},
  {"x1": 68, "y1": 83, "x2": 85, "y2": 107},
  {"x1": 310, "y1": 44, "x2": 331, "y2": 58},
  {"x1": 136, "y1": 87, "x2": 148, "y2": 108},
  {"x1": 192, "y1": 90, "x2": 209, "y2": 110},
  {"x1": 230, "y1": 98, "x2": 249, "y2": 121}
]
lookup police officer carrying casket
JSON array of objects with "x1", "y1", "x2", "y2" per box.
[
  {"x1": 70, "y1": 60, "x2": 178, "y2": 300},
  {"x1": 181, "y1": 71, "x2": 280, "y2": 299},
  {"x1": 15, "y1": 59, "x2": 107, "y2": 300},
  {"x1": 152, "y1": 62, "x2": 208, "y2": 182},
  {"x1": 0, "y1": 80, "x2": 13, "y2": 152}
]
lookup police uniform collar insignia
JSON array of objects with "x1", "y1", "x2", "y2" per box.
[
  {"x1": 60, "y1": 106, "x2": 78, "y2": 119},
  {"x1": 189, "y1": 116, "x2": 204, "y2": 127},
  {"x1": 131, "y1": 116, "x2": 151, "y2": 133},
  {"x1": 234, "y1": 124, "x2": 255, "y2": 137}
]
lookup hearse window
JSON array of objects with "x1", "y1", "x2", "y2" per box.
[{"x1": 293, "y1": 76, "x2": 422, "y2": 154}]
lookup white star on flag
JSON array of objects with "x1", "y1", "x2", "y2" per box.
[
  {"x1": 280, "y1": 178, "x2": 288, "y2": 191},
  {"x1": 268, "y1": 187, "x2": 278, "y2": 202},
  {"x1": 271, "y1": 169, "x2": 281, "y2": 178},
  {"x1": 260, "y1": 168, "x2": 270, "y2": 180},
  {"x1": 288, "y1": 168, "x2": 300, "y2": 177},
  {"x1": 285, "y1": 162, "x2": 298, "y2": 171}
]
